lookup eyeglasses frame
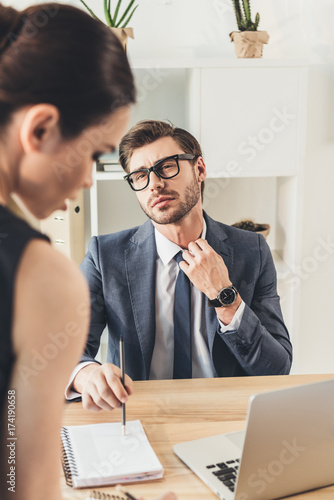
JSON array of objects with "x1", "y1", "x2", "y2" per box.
[{"x1": 123, "y1": 153, "x2": 198, "y2": 191}]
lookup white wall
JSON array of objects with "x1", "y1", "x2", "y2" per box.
[{"x1": 8, "y1": 0, "x2": 334, "y2": 374}]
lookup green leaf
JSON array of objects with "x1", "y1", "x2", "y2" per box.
[
  {"x1": 115, "y1": 0, "x2": 136, "y2": 28},
  {"x1": 231, "y1": 0, "x2": 244, "y2": 31},
  {"x1": 255, "y1": 12, "x2": 260, "y2": 30},
  {"x1": 119, "y1": 5, "x2": 138, "y2": 28},
  {"x1": 113, "y1": 0, "x2": 123, "y2": 26},
  {"x1": 240, "y1": 18, "x2": 248, "y2": 31},
  {"x1": 78, "y1": 0, "x2": 102, "y2": 22},
  {"x1": 242, "y1": 0, "x2": 251, "y2": 23},
  {"x1": 104, "y1": 0, "x2": 113, "y2": 26}
]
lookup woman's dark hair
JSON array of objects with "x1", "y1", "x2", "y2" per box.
[{"x1": 0, "y1": 3, "x2": 135, "y2": 138}]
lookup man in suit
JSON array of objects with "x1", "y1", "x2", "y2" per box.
[{"x1": 68, "y1": 120, "x2": 292, "y2": 411}]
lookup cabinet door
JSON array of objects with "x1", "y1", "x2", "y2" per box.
[
  {"x1": 40, "y1": 191, "x2": 85, "y2": 266},
  {"x1": 200, "y1": 67, "x2": 305, "y2": 177}
]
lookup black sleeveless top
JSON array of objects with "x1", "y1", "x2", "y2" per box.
[{"x1": 0, "y1": 205, "x2": 50, "y2": 419}]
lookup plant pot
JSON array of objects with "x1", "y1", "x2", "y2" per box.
[
  {"x1": 232, "y1": 221, "x2": 270, "y2": 240},
  {"x1": 229, "y1": 30, "x2": 269, "y2": 58},
  {"x1": 255, "y1": 223, "x2": 270, "y2": 239},
  {"x1": 110, "y1": 27, "x2": 134, "y2": 51}
]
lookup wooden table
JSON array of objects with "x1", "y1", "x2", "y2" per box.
[{"x1": 61, "y1": 374, "x2": 334, "y2": 500}]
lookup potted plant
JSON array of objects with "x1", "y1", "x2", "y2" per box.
[
  {"x1": 230, "y1": 0, "x2": 269, "y2": 58},
  {"x1": 78, "y1": 0, "x2": 138, "y2": 49},
  {"x1": 231, "y1": 219, "x2": 270, "y2": 239}
]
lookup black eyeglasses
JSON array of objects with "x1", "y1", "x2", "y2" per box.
[{"x1": 124, "y1": 154, "x2": 197, "y2": 191}]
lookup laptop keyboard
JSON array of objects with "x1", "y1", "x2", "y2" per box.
[{"x1": 206, "y1": 458, "x2": 239, "y2": 492}]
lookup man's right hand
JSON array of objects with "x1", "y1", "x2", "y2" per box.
[{"x1": 72, "y1": 363, "x2": 133, "y2": 411}]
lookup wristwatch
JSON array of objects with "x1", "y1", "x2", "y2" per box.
[{"x1": 208, "y1": 285, "x2": 238, "y2": 308}]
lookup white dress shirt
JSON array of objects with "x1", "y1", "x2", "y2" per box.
[
  {"x1": 149, "y1": 219, "x2": 245, "y2": 379},
  {"x1": 65, "y1": 219, "x2": 245, "y2": 398}
]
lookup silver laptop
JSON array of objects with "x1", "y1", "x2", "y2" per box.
[{"x1": 174, "y1": 378, "x2": 334, "y2": 500}]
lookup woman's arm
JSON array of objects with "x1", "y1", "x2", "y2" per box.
[{"x1": 1, "y1": 239, "x2": 90, "y2": 500}]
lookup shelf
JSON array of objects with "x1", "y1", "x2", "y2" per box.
[
  {"x1": 128, "y1": 57, "x2": 308, "y2": 69},
  {"x1": 200, "y1": 170, "x2": 299, "y2": 179},
  {"x1": 95, "y1": 171, "x2": 124, "y2": 181},
  {"x1": 95, "y1": 170, "x2": 299, "y2": 181}
]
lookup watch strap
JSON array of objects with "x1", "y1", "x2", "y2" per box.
[{"x1": 208, "y1": 297, "x2": 224, "y2": 307}]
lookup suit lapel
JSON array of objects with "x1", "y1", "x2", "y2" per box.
[
  {"x1": 204, "y1": 212, "x2": 234, "y2": 272},
  {"x1": 124, "y1": 220, "x2": 156, "y2": 379}
]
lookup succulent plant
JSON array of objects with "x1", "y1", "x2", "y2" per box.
[
  {"x1": 231, "y1": 0, "x2": 260, "y2": 31},
  {"x1": 79, "y1": 0, "x2": 139, "y2": 28},
  {"x1": 232, "y1": 220, "x2": 269, "y2": 233},
  {"x1": 232, "y1": 219, "x2": 257, "y2": 231}
]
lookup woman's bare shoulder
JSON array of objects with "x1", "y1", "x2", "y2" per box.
[{"x1": 12, "y1": 237, "x2": 89, "y2": 356}]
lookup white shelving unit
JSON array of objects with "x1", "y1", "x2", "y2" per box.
[{"x1": 87, "y1": 58, "x2": 308, "y2": 370}]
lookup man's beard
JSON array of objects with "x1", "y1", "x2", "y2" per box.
[{"x1": 139, "y1": 174, "x2": 201, "y2": 225}]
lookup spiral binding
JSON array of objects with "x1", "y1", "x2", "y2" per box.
[
  {"x1": 89, "y1": 492, "x2": 127, "y2": 500},
  {"x1": 60, "y1": 427, "x2": 79, "y2": 488}
]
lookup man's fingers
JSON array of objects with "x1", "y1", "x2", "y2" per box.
[
  {"x1": 187, "y1": 240, "x2": 203, "y2": 256},
  {"x1": 184, "y1": 238, "x2": 207, "y2": 256},
  {"x1": 193, "y1": 238, "x2": 210, "y2": 251},
  {"x1": 95, "y1": 375, "x2": 124, "y2": 409},
  {"x1": 184, "y1": 239, "x2": 214, "y2": 262},
  {"x1": 82, "y1": 391, "x2": 104, "y2": 412},
  {"x1": 124, "y1": 373, "x2": 134, "y2": 395},
  {"x1": 104, "y1": 365, "x2": 134, "y2": 397},
  {"x1": 81, "y1": 363, "x2": 134, "y2": 412},
  {"x1": 87, "y1": 377, "x2": 121, "y2": 411},
  {"x1": 104, "y1": 366, "x2": 129, "y2": 404}
]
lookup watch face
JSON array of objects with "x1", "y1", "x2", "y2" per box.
[{"x1": 219, "y1": 286, "x2": 237, "y2": 305}]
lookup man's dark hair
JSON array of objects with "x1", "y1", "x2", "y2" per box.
[{"x1": 119, "y1": 120, "x2": 205, "y2": 198}]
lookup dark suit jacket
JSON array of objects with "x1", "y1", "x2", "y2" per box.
[{"x1": 80, "y1": 212, "x2": 292, "y2": 379}]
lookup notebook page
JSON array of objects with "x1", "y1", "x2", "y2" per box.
[{"x1": 63, "y1": 420, "x2": 163, "y2": 487}]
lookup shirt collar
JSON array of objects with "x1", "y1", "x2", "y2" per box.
[{"x1": 154, "y1": 218, "x2": 207, "y2": 266}]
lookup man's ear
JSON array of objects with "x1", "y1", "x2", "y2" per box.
[
  {"x1": 19, "y1": 104, "x2": 61, "y2": 154},
  {"x1": 196, "y1": 156, "x2": 207, "y2": 182}
]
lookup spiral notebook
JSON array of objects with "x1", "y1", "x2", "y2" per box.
[
  {"x1": 86, "y1": 490, "x2": 137, "y2": 500},
  {"x1": 86, "y1": 493, "x2": 130, "y2": 500},
  {"x1": 61, "y1": 420, "x2": 163, "y2": 488}
]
